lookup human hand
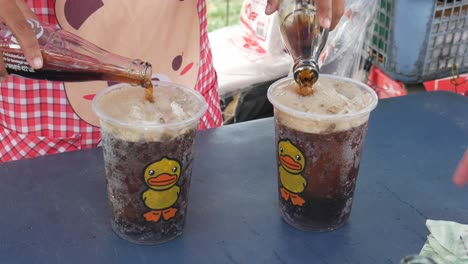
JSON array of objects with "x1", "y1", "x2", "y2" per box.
[
  {"x1": 453, "y1": 148, "x2": 468, "y2": 187},
  {"x1": 0, "y1": 0, "x2": 43, "y2": 82},
  {"x1": 265, "y1": 0, "x2": 345, "y2": 31}
]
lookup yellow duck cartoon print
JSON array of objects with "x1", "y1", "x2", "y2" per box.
[
  {"x1": 278, "y1": 139, "x2": 307, "y2": 206},
  {"x1": 142, "y1": 158, "x2": 181, "y2": 222}
]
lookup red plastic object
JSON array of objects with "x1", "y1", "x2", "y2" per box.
[
  {"x1": 367, "y1": 66, "x2": 407, "y2": 99},
  {"x1": 423, "y1": 74, "x2": 468, "y2": 96}
]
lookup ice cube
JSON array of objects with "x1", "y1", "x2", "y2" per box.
[
  {"x1": 128, "y1": 104, "x2": 144, "y2": 122},
  {"x1": 171, "y1": 102, "x2": 188, "y2": 121}
]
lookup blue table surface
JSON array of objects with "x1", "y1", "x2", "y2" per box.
[{"x1": 0, "y1": 91, "x2": 467, "y2": 264}]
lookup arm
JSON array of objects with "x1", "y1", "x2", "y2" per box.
[
  {"x1": 265, "y1": 0, "x2": 345, "y2": 31},
  {"x1": 0, "y1": 0, "x2": 43, "y2": 81},
  {"x1": 453, "y1": 148, "x2": 468, "y2": 187}
]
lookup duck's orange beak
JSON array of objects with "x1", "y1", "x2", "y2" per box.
[
  {"x1": 280, "y1": 155, "x2": 302, "y2": 171},
  {"x1": 148, "y1": 174, "x2": 177, "y2": 187}
]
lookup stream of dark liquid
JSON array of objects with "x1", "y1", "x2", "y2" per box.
[
  {"x1": 295, "y1": 69, "x2": 317, "y2": 96},
  {"x1": 144, "y1": 80, "x2": 154, "y2": 103}
]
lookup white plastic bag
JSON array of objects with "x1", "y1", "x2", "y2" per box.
[
  {"x1": 239, "y1": 0, "x2": 284, "y2": 56},
  {"x1": 319, "y1": 0, "x2": 378, "y2": 81},
  {"x1": 209, "y1": 0, "x2": 292, "y2": 98}
]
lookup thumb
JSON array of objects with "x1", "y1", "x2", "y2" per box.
[
  {"x1": 316, "y1": 0, "x2": 332, "y2": 29},
  {"x1": 265, "y1": 0, "x2": 280, "y2": 15}
]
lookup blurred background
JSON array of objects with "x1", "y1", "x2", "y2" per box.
[
  {"x1": 206, "y1": 0, "x2": 468, "y2": 125},
  {"x1": 207, "y1": 0, "x2": 243, "y2": 32}
]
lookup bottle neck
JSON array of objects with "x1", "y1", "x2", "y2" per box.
[
  {"x1": 125, "y1": 59, "x2": 152, "y2": 87},
  {"x1": 293, "y1": 60, "x2": 319, "y2": 87},
  {"x1": 278, "y1": 0, "x2": 329, "y2": 87}
]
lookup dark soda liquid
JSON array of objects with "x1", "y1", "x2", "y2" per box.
[
  {"x1": 3, "y1": 49, "x2": 143, "y2": 82},
  {"x1": 275, "y1": 121, "x2": 368, "y2": 231},
  {"x1": 3, "y1": 47, "x2": 154, "y2": 101},
  {"x1": 101, "y1": 129, "x2": 196, "y2": 244},
  {"x1": 7, "y1": 66, "x2": 106, "y2": 81},
  {"x1": 144, "y1": 80, "x2": 154, "y2": 103}
]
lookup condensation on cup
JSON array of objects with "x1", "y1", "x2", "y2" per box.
[
  {"x1": 92, "y1": 81, "x2": 207, "y2": 244},
  {"x1": 267, "y1": 75, "x2": 378, "y2": 231}
]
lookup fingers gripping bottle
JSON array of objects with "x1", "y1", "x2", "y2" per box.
[{"x1": 0, "y1": 20, "x2": 151, "y2": 87}]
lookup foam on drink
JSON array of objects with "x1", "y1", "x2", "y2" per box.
[
  {"x1": 269, "y1": 75, "x2": 377, "y2": 134},
  {"x1": 94, "y1": 83, "x2": 206, "y2": 142}
]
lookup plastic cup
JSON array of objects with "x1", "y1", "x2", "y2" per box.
[
  {"x1": 92, "y1": 81, "x2": 207, "y2": 244},
  {"x1": 267, "y1": 75, "x2": 378, "y2": 231}
]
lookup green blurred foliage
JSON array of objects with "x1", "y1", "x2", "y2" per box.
[{"x1": 207, "y1": 0, "x2": 243, "y2": 32}]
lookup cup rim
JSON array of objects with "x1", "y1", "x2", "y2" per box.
[
  {"x1": 267, "y1": 75, "x2": 379, "y2": 120},
  {"x1": 92, "y1": 80, "x2": 208, "y2": 129}
]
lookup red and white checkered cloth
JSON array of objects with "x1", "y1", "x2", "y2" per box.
[{"x1": 0, "y1": 0, "x2": 222, "y2": 163}]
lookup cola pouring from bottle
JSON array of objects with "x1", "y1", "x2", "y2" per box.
[
  {"x1": 0, "y1": 20, "x2": 152, "y2": 88},
  {"x1": 278, "y1": 0, "x2": 329, "y2": 94}
]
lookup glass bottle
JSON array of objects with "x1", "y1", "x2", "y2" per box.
[
  {"x1": 0, "y1": 20, "x2": 151, "y2": 87},
  {"x1": 278, "y1": 0, "x2": 329, "y2": 88}
]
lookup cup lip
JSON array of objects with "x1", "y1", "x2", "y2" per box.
[
  {"x1": 92, "y1": 80, "x2": 208, "y2": 129},
  {"x1": 267, "y1": 75, "x2": 379, "y2": 120}
]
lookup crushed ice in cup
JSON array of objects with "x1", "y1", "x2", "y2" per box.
[
  {"x1": 97, "y1": 84, "x2": 201, "y2": 126},
  {"x1": 272, "y1": 76, "x2": 373, "y2": 115}
]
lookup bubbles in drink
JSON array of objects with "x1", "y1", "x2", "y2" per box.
[
  {"x1": 270, "y1": 76, "x2": 375, "y2": 134},
  {"x1": 95, "y1": 83, "x2": 204, "y2": 142},
  {"x1": 98, "y1": 85, "x2": 199, "y2": 125},
  {"x1": 273, "y1": 76, "x2": 372, "y2": 114}
]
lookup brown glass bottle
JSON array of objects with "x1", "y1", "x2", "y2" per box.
[
  {"x1": 0, "y1": 20, "x2": 152, "y2": 97},
  {"x1": 278, "y1": 0, "x2": 329, "y2": 94}
]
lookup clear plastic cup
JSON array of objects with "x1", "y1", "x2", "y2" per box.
[
  {"x1": 267, "y1": 75, "x2": 378, "y2": 231},
  {"x1": 92, "y1": 81, "x2": 207, "y2": 244}
]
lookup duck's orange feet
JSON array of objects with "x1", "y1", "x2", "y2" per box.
[
  {"x1": 280, "y1": 187, "x2": 290, "y2": 201},
  {"x1": 162, "y1": 208, "x2": 178, "y2": 220},
  {"x1": 144, "y1": 210, "x2": 162, "y2": 222},
  {"x1": 290, "y1": 194, "x2": 305, "y2": 206}
]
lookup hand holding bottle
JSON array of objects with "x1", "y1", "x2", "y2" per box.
[
  {"x1": 272, "y1": 0, "x2": 340, "y2": 91},
  {"x1": 265, "y1": 0, "x2": 344, "y2": 30},
  {"x1": 0, "y1": 0, "x2": 43, "y2": 81},
  {"x1": 1, "y1": 18, "x2": 152, "y2": 87}
]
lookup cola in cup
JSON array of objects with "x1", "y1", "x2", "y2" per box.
[
  {"x1": 267, "y1": 75, "x2": 378, "y2": 231},
  {"x1": 92, "y1": 81, "x2": 207, "y2": 244}
]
